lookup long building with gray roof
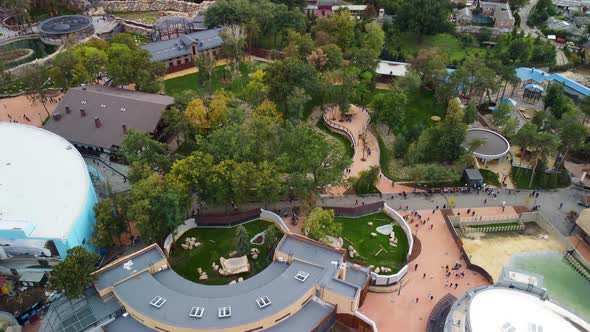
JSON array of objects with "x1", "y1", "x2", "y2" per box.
[
  {"x1": 141, "y1": 28, "x2": 222, "y2": 73},
  {"x1": 87, "y1": 233, "x2": 372, "y2": 332}
]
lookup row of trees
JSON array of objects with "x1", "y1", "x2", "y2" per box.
[{"x1": 49, "y1": 34, "x2": 165, "y2": 92}]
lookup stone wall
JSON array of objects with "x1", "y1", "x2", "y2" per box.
[{"x1": 95, "y1": 0, "x2": 210, "y2": 14}]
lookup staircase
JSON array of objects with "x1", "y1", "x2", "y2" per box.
[{"x1": 564, "y1": 253, "x2": 590, "y2": 282}]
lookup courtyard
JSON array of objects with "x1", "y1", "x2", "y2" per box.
[{"x1": 168, "y1": 220, "x2": 282, "y2": 285}]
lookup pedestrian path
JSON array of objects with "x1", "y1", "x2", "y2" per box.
[{"x1": 322, "y1": 105, "x2": 422, "y2": 194}]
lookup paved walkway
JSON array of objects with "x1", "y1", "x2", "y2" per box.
[{"x1": 360, "y1": 208, "x2": 490, "y2": 332}]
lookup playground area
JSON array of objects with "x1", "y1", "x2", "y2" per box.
[
  {"x1": 168, "y1": 220, "x2": 281, "y2": 285},
  {"x1": 461, "y1": 222, "x2": 565, "y2": 280}
]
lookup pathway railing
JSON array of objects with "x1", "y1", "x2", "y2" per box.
[
  {"x1": 322, "y1": 109, "x2": 357, "y2": 151},
  {"x1": 455, "y1": 214, "x2": 520, "y2": 225}
]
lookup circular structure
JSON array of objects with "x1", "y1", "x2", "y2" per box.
[
  {"x1": 468, "y1": 288, "x2": 587, "y2": 331},
  {"x1": 0, "y1": 123, "x2": 95, "y2": 257},
  {"x1": 38, "y1": 15, "x2": 94, "y2": 43},
  {"x1": 0, "y1": 38, "x2": 58, "y2": 69},
  {"x1": 463, "y1": 128, "x2": 510, "y2": 161}
]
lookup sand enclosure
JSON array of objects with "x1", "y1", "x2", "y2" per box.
[{"x1": 461, "y1": 223, "x2": 566, "y2": 281}]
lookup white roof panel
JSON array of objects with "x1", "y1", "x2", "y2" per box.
[{"x1": 0, "y1": 123, "x2": 89, "y2": 239}]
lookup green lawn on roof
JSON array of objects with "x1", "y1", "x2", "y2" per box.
[
  {"x1": 335, "y1": 212, "x2": 409, "y2": 273},
  {"x1": 168, "y1": 220, "x2": 282, "y2": 285}
]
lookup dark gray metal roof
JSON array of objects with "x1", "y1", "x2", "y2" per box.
[
  {"x1": 264, "y1": 297, "x2": 335, "y2": 332},
  {"x1": 44, "y1": 85, "x2": 174, "y2": 149},
  {"x1": 464, "y1": 129, "x2": 510, "y2": 157},
  {"x1": 94, "y1": 246, "x2": 166, "y2": 291},
  {"x1": 464, "y1": 168, "x2": 484, "y2": 181},
  {"x1": 153, "y1": 262, "x2": 289, "y2": 298},
  {"x1": 113, "y1": 260, "x2": 325, "y2": 329},
  {"x1": 141, "y1": 28, "x2": 222, "y2": 62}
]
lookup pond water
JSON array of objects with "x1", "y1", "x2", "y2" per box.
[
  {"x1": 0, "y1": 38, "x2": 58, "y2": 68},
  {"x1": 509, "y1": 251, "x2": 590, "y2": 321}
]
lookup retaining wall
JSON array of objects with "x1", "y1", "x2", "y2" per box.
[{"x1": 96, "y1": 0, "x2": 210, "y2": 13}]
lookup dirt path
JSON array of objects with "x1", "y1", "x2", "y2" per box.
[{"x1": 0, "y1": 94, "x2": 62, "y2": 127}]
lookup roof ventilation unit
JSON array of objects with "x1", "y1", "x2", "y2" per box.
[{"x1": 294, "y1": 271, "x2": 309, "y2": 282}]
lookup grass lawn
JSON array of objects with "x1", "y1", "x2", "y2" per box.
[
  {"x1": 479, "y1": 169, "x2": 500, "y2": 186},
  {"x1": 335, "y1": 213, "x2": 409, "y2": 272},
  {"x1": 168, "y1": 220, "x2": 282, "y2": 285},
  {"x1": 402, "y1": 89, "x2": 446, "y2": 131},
  {"x1": 316, "y1": 119, "x2": 354, "y2": 159},
  {"x1": 164, "y1": 63, "x2": 258, "y2": 98},
  {"x1": 511, "y1": 166, "x2": 570, "y2": 189},
  {"x1": 396, "y1": 32, "x2": 488, "y2": 63}
]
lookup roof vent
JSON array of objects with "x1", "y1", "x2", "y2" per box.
[
  {"x1": 122, "y1": 124, "x2": 128, "y2": 134},
  {"x1": 94, "y1": 117, "x2": 102, "y2": 128},
  {"x1": 65, "y1": 106, "x2": 71, "y2": 114},
  {"x1": 149, "y1": 296, "x2": 166, "y2": 308},
  {"x1": 189, "y1": 306, "x2": 204, "y2": 318},
  {"x1": 80, "y1": 109, "x2": 86, "y2": 117},
  {"x1": 256, "y1": 296, "x2": 271, "y2": 309},
  {"x1": 52, "y1": 112, "x2": 62, "y2": 121},
  {"x1": 81, "y1": 100, "x2": 87, "y2": 105},
  {"x1": 294, "y1": 271, "x2": 309, "y2": 282},
  {"x1": 100, "y1": 104, "x2": 106, "y2": 108},
  {"x1": 217, "y1": 306, "x2": 231, "y2": 318},
  {"x1": 120, "y1": 107, "x2": 126, "y2": 112},
  {"x1": 123, "y1": 260, "x2": 133, "y2": 270}
]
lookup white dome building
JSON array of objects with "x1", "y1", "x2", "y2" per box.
[{"x1": 0, "y1": 123, "x2": 98, "y2": 260}]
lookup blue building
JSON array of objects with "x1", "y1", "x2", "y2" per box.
[
  {"x1": 0, "y1": 123, "x2": 98, "y2": 266},
  {"x1": 516, "y1": 67, "x2": 590, "y2": 100}
]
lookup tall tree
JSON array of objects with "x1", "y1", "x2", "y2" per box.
[
  {"x1": 22, "y1": 64, "x2": 51, "y2": 118},
  {"x1": 48, "y1": 246, "x2": 100, "y2": 299},
  {"x1": 303, "y1": 208, "x2": 342, "y2": 244},
  {"x1": 119, "y1": 129, "x2": 171, "y2": 174},
  {"x1": 234, "y1": 225, "x2": 251, "y2": 255},
  {"x1": 437, "y1": 98, "x2": 468, "y2": 162},
  {"x1": 363, "y1": 22, "x2": 385, "y2": 58},
  {"x1": 396, "y1": 0, "x2": 452, "y2": 42},
  {"x1": 370, "y1": 87, "x2": 407, "y2": 133},
  {"x1": 556, "y1": 110, "x2": 588, "y2": 167},
  {"x1": 93, "y1": 196, "x2": 128, "y2": 248},
  {"x1": 527, "y1": 131, "x2": 560, "y2": 188},
  {"x1": 410, "y1": 47, "x2": 448, "y2": 88},
  {"x1": 195, "y1": 52, "x2": 216, "y2": 85},
  {"x1": 220, "y1": 24, "x2": 246, "y2": 76},
  {"x1": 513, "y1": 122, "x2": 538, "y2": 170}
]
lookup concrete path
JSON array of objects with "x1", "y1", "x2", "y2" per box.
[{"x1": 360, "y1": 208, "x2": 490, "y2": 332}]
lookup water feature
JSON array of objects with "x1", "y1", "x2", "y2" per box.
[
  {"x1": 509, "y1": 251, "x2": 590, "y2": 321},
  {"x1": 0, "y1": 38, "x2": 58, "y2": 69}
]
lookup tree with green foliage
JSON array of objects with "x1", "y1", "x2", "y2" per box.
[
  {"x1": 265, "y1": 57, "x2": 318, "y2": 119},
  {"x1": 280, "y1": 124, "x2": 350, "y2": 195},
  {"x1": 48, "y1": 246, "x2": 100, "y2": 299},
  {"x1": 127, "y1": 173, "x2": 186, "y2": 243},
  {"x1": 106, "y1": 43, "x2": 165, "y2": 92},
  {"x1": 397, "y1": 0, "x2": 453, "y2": 42},
  {"x1": 119, "y1": 129, "x2": 171, "y2": 175},
  {"x1": 1, "y1": 0, "x2": 31, "y2": 25},
  {"x1": 371, "y1": 87, "x2": 407, "y2": 133},
  {"x1": 234, "y1": 225, "x2": 251, "y2": 255},
  {"x1": 578, "y1": 96, "x2": 590, "y2": 124},
  {"x1": 544, "y1": 83, "x2": 575, "y2": 119},
  {"x1": 285, "y1": 30, "x2": 315, "y2": 59},
  {"x1": 493, "y1": 103, "x2": 512, "y2": 127},
  {"x1": 410, "y1": 47, "x2": 448, "y2": 88},
  {"x1": 93, "y1": 196, "x2": 128, "y2": 248},
  {"x1": 264, "y1": 225, "x2": 281, "y2": 250},
  {"x1": 167, "y1": 151, "x2": 215, "y2": 200},
  {"x1": 438, "y1": 98, "x2": 468, "y2": 162},
  {"x1": 287, "y1": 87, "x2": 311, "y2": 120},
  {"x1": 22, "y1": 64, "x2": 51, "y2": 118},
  {"x1": 352, "y1": 166, "x2": 380, "y2": 194},
  {"x1": 303, "y1": 208, "x2": 342, "y2": 244},
  {"x1": 501, "y1": 117, "x2": 518, "y2": 139},
  {"x1": 108, "y1": 33, "x2": 140, "y2": 49},
  {"x1": 195, "y1": 51, "x2": 216, "y2": 85},
  {"x1": 556, "y1": 110, "x2": 588, "y2": 167},
  {"x1": 527, "y1": 131, "x2": 560, "y2": 188},
  {"x1": 464, "y1": 100, "x2": 477, "y2": 124},
  {"x1": 513, "y1": 122, "x2": 539, "y2": 170},
  {"x1": 255, "y1": 161, "x2": 283, "y2": 208},
  {"x1": 243, "y1": 69, "x2": 269, "y2": 106},
  {"x1": 220, "y1": 24, "x2": 246, "y2": 76},
  {"x1": 363, "y1": 22, "x2": 385, "y2": 58},
  {"x1": 208, "y1": 160, "x2": 257, "y2": 208},
  {"x1": 312, "y1": 10, "x2": 355, "y2": 51},
  {"x1": 319, "y1": 44, "x2": 344, "y2": 71}
]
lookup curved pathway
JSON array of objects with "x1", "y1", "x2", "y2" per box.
[{"x1": 323, "y1": 105, "x2": 420, "y2": 194}]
